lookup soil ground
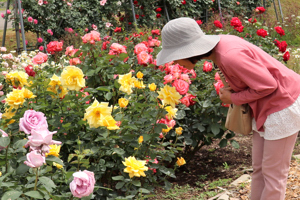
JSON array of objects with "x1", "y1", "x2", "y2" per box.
[{"x1": 152, "y1": 133, "x2": 300, "y2": 199}]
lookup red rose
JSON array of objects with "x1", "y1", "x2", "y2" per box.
[
  {"x1": 193, "y1": 0, "x2": 197, "y2": 2},
  {"x1": 255, "y1": 7, "x2": 266, "y2": 14},
  {"x1": 213, "y1": 20, "x2": 223, "y2": 28},
  {"x1": 114, "y1": 27, "x2": 122, "y2": 32},
  {"x1": 181, "y1": 0, "x2": 186, "y2": 5},
  {"x1": 283, "y1": 51, "x2": 290, "y2": 62},
  {"x1": 151, "y1": 29, "x2": 160, "y2": 35},
  {"x1": 25, "y1": 65, "x2": 35, "y2": 77},
  {"x1": 133, "y1": 0, "x2": 138, "y2": 5},
  {"x1": 203, "y1": 61, "x2": 213, "y2": 72},
  {"x1": 156, "y1": 13, "x2": 161, "y2": 18},
  {"x1": 135, "y1": 14, "x2": 139, "y2": 19},
  {"x1": 256, "y1": 29, "x2": 268, "y2": 38},
  {"x1": 230, "y1": 17, "x2": 242, "y2": 27},
  {"x1": 235, "y1": 26, "x2": 244, "y2": 33},
  {"x1": 274, "y1": 26, "x2": 285, "y2": 36},
  {"x1": 274, "y1": 39, "x2": 280, "y2": 47},
  {"x1": 196, "y1": 20, "x2": 203, "y2": 25},
  {"x1": 248, "y1": 18, "x2": 257, "y2": 23},
  {"x1": 278, "y1": 41, "x2": 287, "y2": 53},
  {"x1": 172, "y1": 79, "x2": 189, "y2": 95},
  {"x1": 46, "y1": 41, "x2": 63, "y2": 54},
  {"x1": 156, "y1": 8, "x2": 162, "y2": 12},
  {"x1": 186, "y1": 93, "x2": 196, "y2": 106}
]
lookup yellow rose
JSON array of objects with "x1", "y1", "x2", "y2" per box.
[
  {"x1": 157, "y1": 85, "x2": 182, "y2": 108},
  {"x1": 45, "y1": 144, "x2": 61, "y2": 157},
  {"x1": 162, "y1": 126, "x2": 172, "y2": 133},
  {"x1": 53, "y1": 162, "x2": 63, "y2": 169},
  {"x1": 2, "y1": 107, "x2": 16, "y2": 125},
  {"x1": 83, "y1": 100, "x2": 112, "y2": 128},
  {"x1": 60, "y1": 66, "x2": 85, "y2": 91},
  {"x1": 22, "y1": 88, "x2": 36, "y2": 99},
  {"x1": 118, "y1": 72, "x2": 135, "y2": 94},
  {"x1": 118, "y1": 98, "x2": 129, "y2": 108},
  {"x1": 5, "y1": 71, "x2": 28, "y2": 87},
  {"x1": 134, "y1": 80, "x2": 145, "y2": 89},
  {"x1": 165, "y1": 106, "x2": 178, "y2": 120},
  {"x1": 176, "y1": 157, "x2": 186, "y2": 167},
  {"x1": 47, "y1": 74, "x2": 68, "y2": 98},
  {"x1": 122, "y1": 156, "x2": 148, "y2": 178},
  {"x1": 136, "y1": 71, "x2": 143, "y2": 79},
  {"x1": 5, "y1": 88, "x2": 25, "y2": 108},
  {"x1": 138, "y1": 136, "x2": 143, "y2": 144},
  {"x1": 148, "y1": 83, "x2": 157, "y2": 91},
  {"x1": 175, "y1": 127, "x2": 183, "y2": 135},
  {"x1": 100, "y1": 115, "x2": 120, "y2": 130}
]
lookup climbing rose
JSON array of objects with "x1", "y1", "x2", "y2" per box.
[
  {"x1": 255, "y1": 6, "x2": 266, "y2": 13},
  {"x1": 230, "y1": 17, "x2": 242, "y2": 27},
  {"x1": 283, "y1": 51, "x2": 290, "y2": 62}
]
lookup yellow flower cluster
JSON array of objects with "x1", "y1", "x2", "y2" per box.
[
  {"x1": 83, "y1": 100, "x2": 119, "y2": 130},
  {"x1": 175, "y1": 127, "x2": 183, "y2": 135},
  {"x1": 118, "y1": 98, "x2": 129, "y2": 108},
  {"x1": 164, "y1": 106, "x2": 178, "y2": 120},
  {"x1": 157, "y1": 85, "x2": 182, "y2": 108},
  {"x1": 47, "y1": 74, "x2": 68, "y2": 98},
  {"x1": 118, "y1": 72, "x2": 136, "y2": 95},
  {"x1": 5, "y1": 71, "x2": 29, "y2": 87},
  {"x1": 122, "y1": 156, "x2": 148, "y2": 178},
  {"x1": 148, "y1": 83, "x2": 157, "y2": 91},
  {"x1": 5, "y1": 88, "x2": 36, "y2": 109},
  {"x1": 60, "y1": 66, "x2": 85, "y2": 91},
  {"x1": 46, "y1": 144, "x2": 61, "y2": 157}
]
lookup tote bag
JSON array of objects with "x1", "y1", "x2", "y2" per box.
[{"x1": 215, "y1": 65, "x2": 252, "y2": 135}]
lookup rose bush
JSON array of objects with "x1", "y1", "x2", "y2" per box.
[{"x1": 0, "y1": 6, "x2": 296, "y2": 199}]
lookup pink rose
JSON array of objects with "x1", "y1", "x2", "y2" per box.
[
  {"x1": 34, "y1": 19, "x2": 38, "y2": 24},
  {"x1": 100, "y1": 0, "x2": 107, "y2": 6},
  {"x1": 27, "y1": 17, "x2": 33, "y2": 22},
  {"x1": 0, "y1": 129, "x2": 8, "y2": 151},
  {"x1": 1, "y1": 13, "x2": 4, "y2": 18},
  {"x1": 24, "y1": 150, "x2": 45, "y2": 168},
  {"x1": 203, "y1": 61, "x2": 213, "y2": 72},
  {"x1": 19, "y1": 110, "x2": 48, "y2": 134},
  {"x1": 109, "y1": 43, "x2": 127, "y2": 55},
  {"x1": 70, "y1": 170, "x2": 95, "y2": 198},
  {"x1": 214, "y1": 80, "x2": 224, "y2": 95},
  {"x1": 214, "y1": 72, "x2": 220, "y2": 81},
  {"x1": 6, "y1": 10, "x2": 11, "y2": 14},
  {"x1": 137, "y1": 51, "x2": 152, "y2": 65},
  {"x1": 25, "y1": 125, "x2": 61, "y2": 152},
  {"x1": 172, "y1": 79, "x2": 189, "y2": 95},
  {"x1": 69, "y1": 58, "x2": 81, "y2": 65},
  {"x1": 37, "y1": 37, "x2": 43, "y2": 43},
  {"x1": 39, "y1": 46, "x2": 44, "y2": 51},
  {"x1": 180, "y1": 96, "x2": 190, "y2": 107},
  {"x1": 32, "y1": 53, "x2": 45, "y2": 64},
  {"x1": 134, "y1": 43, "x2": 148, "y2": 55}
]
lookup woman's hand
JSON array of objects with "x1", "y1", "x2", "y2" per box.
[{"x1": 219, "y1": 87, "x2": 233, "y2": 104}]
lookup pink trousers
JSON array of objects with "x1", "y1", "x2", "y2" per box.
[{"x1": 251, "y1": 131, "x2": 298, "y2": 200}]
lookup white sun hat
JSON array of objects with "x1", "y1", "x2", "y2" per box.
[{"x1": 156, "y1": 17, "x2": 220, "y2": 66}]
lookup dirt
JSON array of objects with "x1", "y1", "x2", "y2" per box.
[{"x1": 161, "y1": 133, "x2": 300, "y2": 199}]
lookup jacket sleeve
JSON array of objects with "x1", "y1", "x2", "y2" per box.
[{"x1": 221, "y1": 48, "x2": 278, "y2": 105}]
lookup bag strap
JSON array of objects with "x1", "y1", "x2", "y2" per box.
[{"x1": 214, "y1": 63, "x2": 229, "y2": 87}]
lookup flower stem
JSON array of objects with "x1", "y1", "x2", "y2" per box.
[{"x1": 34, "y1": 168, "x2": 39, "y2": 191}]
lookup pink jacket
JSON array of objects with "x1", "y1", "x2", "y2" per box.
[{"x1": 214, "y1": 35, "x2": 300, "y2": 131}]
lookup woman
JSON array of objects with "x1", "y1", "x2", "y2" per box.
[{"x1": 156, "y1": 17, "x2": 300, "y2": 200}]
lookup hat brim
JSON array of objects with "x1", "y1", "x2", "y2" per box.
[{"x1": 156, "y1": 35, "x2": 220, "y2": 66}]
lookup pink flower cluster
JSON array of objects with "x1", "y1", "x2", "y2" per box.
[
  {"x1": 27, "y1": 16, "x2": 38, "y2": 24},
  {"x1": 134, "y1": 42, "x2": 154, "y2": 66},
  {"x1": 109, "y1": 43, "x2": 127, "y2": 55},
  {"x1": 145, "y1": 156, "x2": 159, "y2": 173},
  {"x1": 20, "y1": 110, "x2": 62, "y2": 168},
  {"x1": 32, "y1": 52, "x2": 48, "y2": 64},
  {"x1": 81, "y1": 31, "x2": 101, "y2": 44}
]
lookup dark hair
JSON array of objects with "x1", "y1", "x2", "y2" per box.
[{"x1": 187, "y1": 49, "x2": 213, "y2": 64}]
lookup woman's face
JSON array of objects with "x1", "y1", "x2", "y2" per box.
[{"x1": 174, "y1": 59, "x2": 195, "y2": 70}]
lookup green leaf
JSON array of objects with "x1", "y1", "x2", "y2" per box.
[
  {"x1": 85, "y1": 69, "x2": 95, "y2": 76},
  {"x1": 211, "y1": 124, "x2": 220, "y2": 135},
  {"x1": 230, "y1": 140, "x2": 240, "y2": 149},
  {"x1": 192, "y1": 123, "x2": 205, "y2": 132},
  {"x1": 0, "y1": 137, "x2": 10, "y2": 147},
  {"x1": 46, "y1": 156, "x2": 64, "y2": 166},
  {"x1": 115, "y1": 182, "x2": 125, "y2": 189},
  {"x1": 164, "y1": 180, "x2": 172, "y2": 191},
  {"x1": 16, "y1": 163, "x2": 30, "y2": 175},
  {"x1": 13, "y1": 139, "x2": 28, "y2": 149},
  {"x1": 39, "y1": 176, "x2": 57, "y2": 192},
  {"x1": 132, "y1": 180, "x2": 141, "y2": 187},
  {"x1": 113, "y1": 148, "x2": 125, "y2": 155},
  {"x1": 24, "y1": 191, "x2": 43, "y2": 199},
  {"x1": 112, "y1": 176, "x2": 124, "y2": 181},
  {"x1": 104, "y1": 92, "x2": 113, "y2": 100},
  {"x1": 175, "y1": 110, "x2": 186, "y2": 120},
  {"x1": 96, "y1": 86, "x2": 111, "y2": 92},
  {"x1": 142, "y1": 134, "x2": 152, "y2": 142},
  {"x1": 185, "y1": 138, "x2": 193, "y2": 145},
  {"x1": 139, "y1": 188, "x2": 150, "y2": 194},
  {"x1": 219, "y1": 139, "x2": 228, "y2": 148},
  {"x1": 1, "y1": 191, "x2": 22, "y2": 200}
]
